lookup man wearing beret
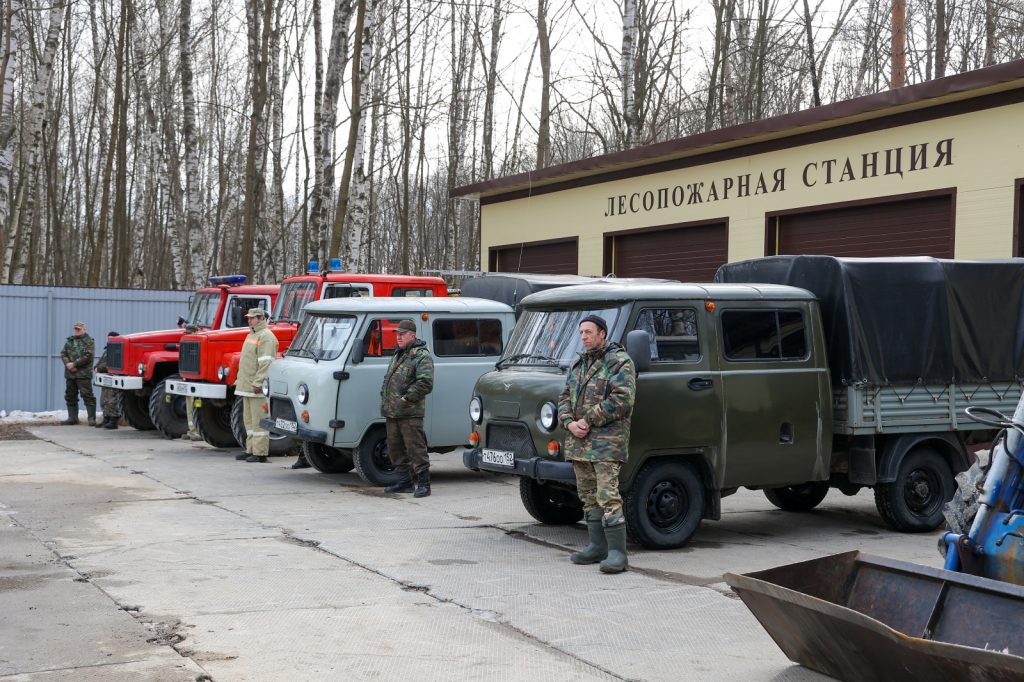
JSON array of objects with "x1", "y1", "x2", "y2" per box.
[
  {"x1": 61, "y1": 321, "x2": 97, "y2": 426},
  {"x1": 557, "y1": 314, "x2": 637, "y2": 574},
  {"x1": 380, "y1": 319, "x2": 434, "y2": 497},
  {"x1": 234, "y1": 308, "x2": 278, "y2": 463}
]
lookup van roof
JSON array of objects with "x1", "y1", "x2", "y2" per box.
[
  {"x1": 521, "y1": 281, "x2": 815, "y2": 307},
  {"x1": 301, "y1": 296, "x2": 514, "y2": 315}
]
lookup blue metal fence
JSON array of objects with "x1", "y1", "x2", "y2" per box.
[{"x1": 0, "y1": 285, "x2": 192, "y2": 413}]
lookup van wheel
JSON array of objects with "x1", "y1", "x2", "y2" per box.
[
  {"x1": 148, "y1": 375, "x2": 187, "y2": 439},
  {"x1": 353, "y1": 428, "x2": 400, "y2": 486},
  {"x1": 303, "y1": 441, "x2": 354, "y2": 474},
  {"x1": 194, "y1": 402, "x2": 238, "y2": 448},
  {"x1": 875, "y1": 446, "x2": 954, "y2": 532},
  {"x1": 624, "y1": 459, "x2": 705, "y2": 549},
  {"x1": 764, "y1": 481, "x2": 829, "y2": 512},
  {"x1": 119, "y1": 391, "x2": 155, "y2": 431},
  {"x1": 230, "y1": 397, "x2": 298, "y2": 456},
  {"x1": 519, "y1": 479, "x2": 584, "y2": 525}
]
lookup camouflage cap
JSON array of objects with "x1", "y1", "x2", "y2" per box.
[
  {"x1": 397, "y1": 320, "x2": 417, "y2": 333},
  {"x1": 244, "y1": 307, "x2": 267, "y2": 318},
  {"x1": 73, "y1": 321, "x2": 86, "y2": 329}
]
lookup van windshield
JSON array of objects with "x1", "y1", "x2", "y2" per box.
[
  {"x1": 500, "y1": 307, "x2": 622, "y2": 368},
  {"x1": 187, "y1": 292, "x2": 221, "y2": 329},
  {"x1": 273, "y1": 281, "x2": 318, "y2": 323},
  {"x1": 287, "y1": 314, "x2": 357, "y2": 361}
]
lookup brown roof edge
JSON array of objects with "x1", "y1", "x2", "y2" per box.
[{"x1": 450, "y1": 59, "x2": 1024, "y2": 200}]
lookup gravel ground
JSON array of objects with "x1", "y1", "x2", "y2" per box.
[{"x1": 0, "y1": 422, "x2": 43, "y2": 440}]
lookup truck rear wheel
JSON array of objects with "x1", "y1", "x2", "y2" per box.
[
  {"x1": 194, "y1": 402, "x2": 238, "y2": 448},
  {"x1": 519, "y1": 479, "x2": 584, "y2": 525},
  {"x1": 352, "y1": 428, "x2": 400, "y2": 486},
  {"x1": 119, "y1": 391, "x2": 155, "y2": 431},
  {"x1": 874, "y1": 446, "x2": 955, "y2": 532},
  {"x1": 624, "y1": 459, "x2": 705, "y2": 549},
  {"x1": 230, "y1": 397, "x2": 298, "y2": 456},
  {"x1": 764, "y1": 481, "x2": 829, "y2": 512},
  {"x1": 303, "y1": 441, "x2": 355, "y2": 474},
  {"x1": 148, "y1": 375, "x2": 188, "y2": 439}
]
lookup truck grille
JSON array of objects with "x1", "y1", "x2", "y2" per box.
[
  {"x1": 106, "y1": 341, "x2": 124, "y2": 371},
  {"x1": 486, "y1": 421, "x2": 538, "y2": 459},
  {"x1": 178, "y1": 340, "x2": 201, "y2": 375},
  {"x1": 270, "y1": 398, "x2": 297, "y2": 422}
]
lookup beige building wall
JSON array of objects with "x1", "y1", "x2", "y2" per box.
[{"x1": 481, "y1": 102, "x2": 1024, "y2": 273}]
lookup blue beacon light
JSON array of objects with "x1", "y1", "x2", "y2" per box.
[
  {"x1": 327, "y1": 258, "x2": 343, "y2": 272},
  {"x1": 307, "y1": 261, "x2": 319, "y2": 275},
  {"x1": 209, "y1": 275, "x2": 247, "y2": 286}
]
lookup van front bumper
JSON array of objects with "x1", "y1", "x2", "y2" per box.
[
  {"x1": 261, "y1": 417, "x2": 327, "y2": 443},
  {"x1": 166, "y1": 379, "x2": 228, "y2": 399},
  {"x1": 463, "y1": 447, "x2": 576, "y2": 483},
  {"x1": 93, "y1": 373, "x2": 143, "y2": 390}
]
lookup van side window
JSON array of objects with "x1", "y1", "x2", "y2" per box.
[
  {"x1": 323, "y1": 285, "x2": 371, "y2": 299},
  {"x1": 634, "y1": 308, "x2": 700, "y2": 362},
  {"x1": 721, "y1": 310, "x2": 807, "y2": 361},
  {"x1": 393, "y1": 288, "x2": 434, "y2": 297},
  {"x1": 432, "y1": 319, "x2": 503, "y2": 357},
  {"x1": 225, "y1": 296, "x2": 268, "y2": 328},
  {"x1": 361, "y1": 319, "x2": 403, "y2": 357}
]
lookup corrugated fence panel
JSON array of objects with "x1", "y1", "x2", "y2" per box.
[{"x1": 0, "y1": 285, "x2": 192, "y2": 412}]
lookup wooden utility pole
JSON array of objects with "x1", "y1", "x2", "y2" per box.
[{"x1": 890, "y1": 0, "x2": 906, "y2": 88}]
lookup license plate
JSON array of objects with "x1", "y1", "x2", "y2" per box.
[
  {"x1": 481, "y1": 448, "x2": 515, "y2": 468},
  {"x1": 98, "y1": 375, "x2": 116, "y2": 387},
  {"x1": 275, "y1": 418, "x2": 298, "y2": 434}
]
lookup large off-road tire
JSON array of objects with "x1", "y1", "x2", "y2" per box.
[
  {"x1": 194, "y1": 402, "x2": 238, "y2": 448},
  {"x1": 352, "y1": 427, "x2": 400, "y2": 486},
  {"x1": 764, "y1": 481, "x2": 830, "y2": 512},
  {"x1": 229, "y1": 397, "x2": 298, "y2": 456},
  {"x1": 519, "y1": 478, "x2": 584, "y2": 525},
  {"x1": 303, "y1": 441, "x2": 355, "y2": 474},
  {"x1": 148, "y1": 375, "x2": 188, "y2": 439},
  {"x1": 875, "y1": 446, "x2": 956, "y2": 532},
  {"x1": 118, "y1": 390, "x2": 155, "y2": 431},
  {"x1": 624, "y1": 458, "x2": 705, "y2": 549}
]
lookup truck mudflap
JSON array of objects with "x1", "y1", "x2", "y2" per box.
[{"x1": 725, "y1": 551, "x2": 1024, "y2": 682}]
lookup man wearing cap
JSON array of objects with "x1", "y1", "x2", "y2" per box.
[
  {"x1": 380, "y1": 320, "x2": 434, "y2": 497},
  {"x1": 557, "y1": 314, "x2": 637, "y2": 574},
  {"x1": 93, "y1": 331, "x2": 121, "y2": 429},
  {"x1": 234, "y1": 308, "x2": 278, "y2": 463},
  {"x1": 60, "y1": 322, "x2": 97, "y2": 426}
]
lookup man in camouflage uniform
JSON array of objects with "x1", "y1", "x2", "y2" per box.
[
  {"x1": 61, "y1": 322, "x2": 97, "y2": 426},
  {"x1": 233, "y1": 308, "x2": 278, "y2": 463},
  {"x1": 557, "y1": 314, "x2": 637, "y2": 574},
  {"x1": 381, "y1": 320, "x2": 434, "y2": 497},
  {"x1": 93, "y1": 331, "x2": 121, "y2": 429}
]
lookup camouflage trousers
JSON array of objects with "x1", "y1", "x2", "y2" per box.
[
  {"x1": 385, "y1": 417, "x2": 429, "y2": 476},
  {"x1": 241, "y1": 396, "x2": 269, "y2": 456},
  {"x1": 100, "y1": 387, "x2": 120, "y2": 418},
  {"x1": 572, "y1": 460, "x2": 623, "y2": 523},
  {"x1": 65, "y1": 375, "x2": 96, "y2": 412}
]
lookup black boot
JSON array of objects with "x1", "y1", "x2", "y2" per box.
[
  {"x1": 103, "y1": 416, "x2": 118, "y2": 430},
  {"x1": 246, "y1": 455, "x2": 269, "y2": 463},
  {"x1": 290, "y1": 451, "x2": 311, "y2": 469},
  {"x1": 384, "y1": 468, "x2": 413, "y2": 493},
  {"x1": 86, "y1": 405, "x2": 97, "y2": 427},
  {"x1": 61, "y1": 404, "x2": 79, "y2": 425},
  {"x1": 570, "y1": 509, "x2": 608, "y2": 564},
  {"x1": 93, "y1": 416, "x2": 106, "y2": 428},
  {"x1": 235, "y1": 453, "x2": 250, "y2": 461},
  {"x1": 413, "y1": 470, "x2": 431, "y2": 498}
]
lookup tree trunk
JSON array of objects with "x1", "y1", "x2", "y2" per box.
[
  {"x1": 535, "y1": 0, "x2": 551, "y2": 169},
  {"x1": 621, "y1": 0, "x2": 637, "y2": 147},
  {"x1": 802, "y1": 0, "x2": 821, "y2": 106},
  {"x1": 318, "y1": 0, "x2": 354, "y2": 262},
  {"x1": 181, "y1": 0, "x2": 204, "y2": 286},
  {"x1": 342, "y1": 0, "x2": 373, "y2": 271},
  {"x1": 935, "y1": 0, "x2": 947, "y2": 77},
  {"x1": 0, "y1": 0, "x2": 21, "y2": 267}
]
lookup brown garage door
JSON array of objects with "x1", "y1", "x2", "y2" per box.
[
  {"x1": 768, "y1": 192, "x2": 954, "y2": 258},
  {"x1": 489, "y1": 238, "x2": 578, "y2": 274},
  {"x1": 605, "y1": 221, "x2": 728, "y2": 282}
]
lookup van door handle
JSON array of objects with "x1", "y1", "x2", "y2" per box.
[{"x1": 688, "y1": 377, "x2": 713, "y2": 391}]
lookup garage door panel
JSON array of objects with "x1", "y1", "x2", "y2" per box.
[
  {"x1": 611, "y1": 222, "x2": 728, "y2": 282},
  {"x1": 491, "y1": 239, "x2": 578, "y2": 274}
]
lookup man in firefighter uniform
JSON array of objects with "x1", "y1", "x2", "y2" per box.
[
  {"x1": 381, "y1": 320, "x2": 434, "y2": 497},
  {"x1": 61, "y1": 321, "x2": 97, "y2": 426},
  {"x1": 234, "y1": 308, "x2": 278, "y2": 463},
  {"x1": 93, "y1": 331, "x2": 120, "y2": 429},
  {"x1": 557, "y1": 314, "x2": 637, "y2": 574}
]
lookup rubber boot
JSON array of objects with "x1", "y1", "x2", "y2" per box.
[
  {"x1": 599, "y1": 519, "x2": 629, "y2": 574},
  {"x1": 86, "y1": 405, "x2": 97, "y2": 427},
  {"x1": 413, "y1": 470, "x2": 431, "y2": 498},
  {"x1": 93, "y1": 416, "x2": 106, "y2": 428},
  {"x1": 103, "y1": 416, "x2": 118, "y2": 430},
  {"x1": 290, "y1": 451, "x2": 311, "y2": 469},
  {"x1": 570, "y1": 509, "x2": 608, "y2": 565},
  {"x1": 384, "y1": 467, "x2": 413, "y2": 493},
  {"x1": 61, "y1": 404, "x2": 79, "y2": 425}
]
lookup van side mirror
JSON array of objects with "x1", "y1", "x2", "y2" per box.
[
  {"x1": 350, "y1": 343, "x2": 364, "y2": 366},
  {"x1": 625, "y1": 329, "x2": 652, "y2": 372}
]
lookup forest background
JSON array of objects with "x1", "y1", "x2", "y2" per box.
[{"x1": 0, "y1": 0, "x2": 1021, "y2": 289}]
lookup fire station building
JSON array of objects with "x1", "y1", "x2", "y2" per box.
[{"x1": 451, "y1": 60, "x2": 1024, "y2": 281}]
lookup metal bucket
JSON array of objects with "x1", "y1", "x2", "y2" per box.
[{"x1": 725, "y1": 551, "x2": 1024, "y2": 682}]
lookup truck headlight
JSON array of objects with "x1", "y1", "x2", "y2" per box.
[
  {"x1": 540, "y1": 402, "x2": 557, "y2": 431},
  {"x1": 469, "y1": 396, "x2": 482, "y2": 424},
  {"x1": 217, "y1": 365, "x2": 228, "y2": 381},
  {"x1": 298, "y1": 383, "x2": 309, "y2": 404},
  {"x1": 262, "y1": 378, "x2": 270, "y2": 395},
  {"x1": 137, "y1": 362, "x2": 145, "y2": 376}
]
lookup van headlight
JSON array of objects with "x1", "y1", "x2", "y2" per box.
[
  {"x1": 469, "y1": 396, "x2": 482, "y2": 424},
  {"x1": 297, "y1": 383, "x2": 309, "y2": 404},
  {"x1": 262, "y1": 378, "x2": 271, "y2": 395},
  {"x1": 540, "y1": 402, "x2": 557, "y2": 431},
  {"x1": 217, "y1": 365, "x2": 228, "y2": 381},
  {"x1": 137, "y1": 362, "x2": 145, "y2": 376}
]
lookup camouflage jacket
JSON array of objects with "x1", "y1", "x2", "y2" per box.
[
  {"x1": 557, "y1": 342, "x2": 637, "y2": 462},
  {"x1": 95, "y1": 348, "x2": 110, "y2": 374},
  {"x1": 380, "y1": 340, "x2": 434, "y2": 419},
  {"x1": 61, "y1": 334, "x2": 95, "y2": 379},
  {"x1": 234, "y1": 320, "x2": 278, "y2": 396}
]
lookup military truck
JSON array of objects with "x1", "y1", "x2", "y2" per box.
[
  {"x1": 167, "y1": 267, "x2": 448, "y2": 452},
  {"x1": 464, "y1": 257, "x2": 1024, "y2": 549},
  {"x1": 262, "y1": 297, "x2": 515, "y2": 482},
  {"x1": 93, "y1": 276, "x2": 278, "y2": 436}
]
